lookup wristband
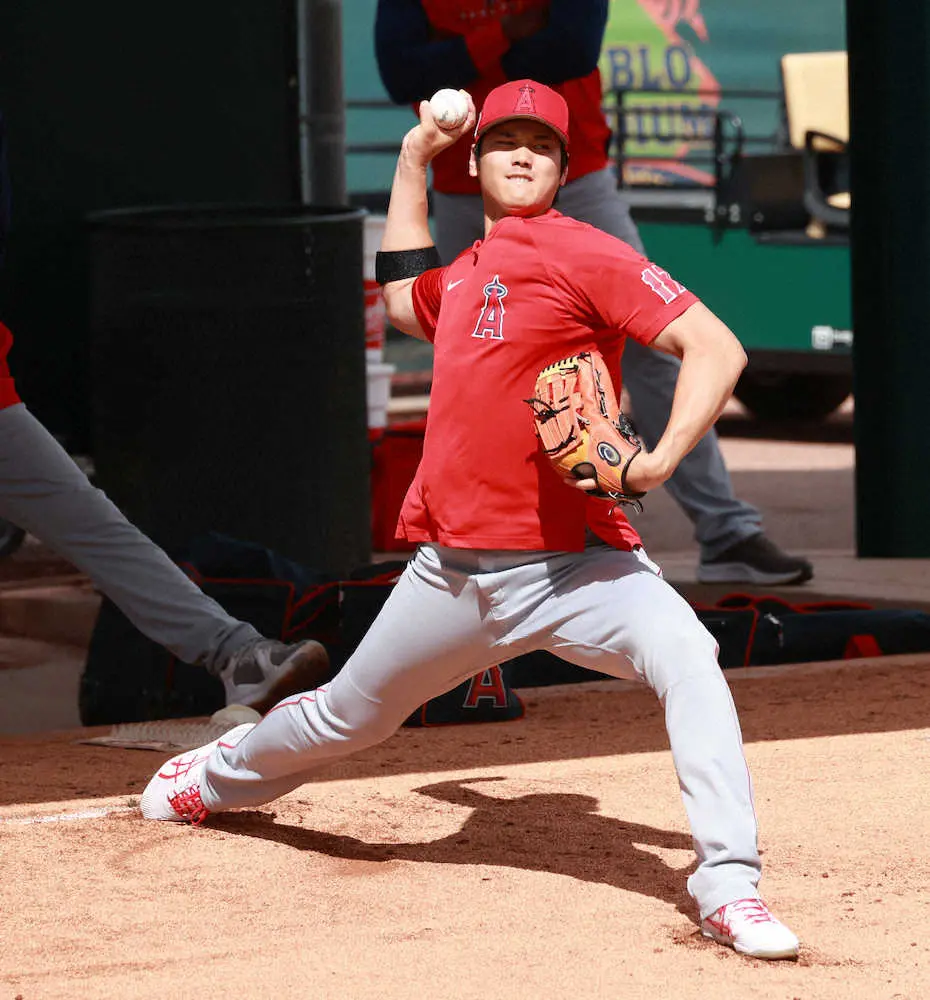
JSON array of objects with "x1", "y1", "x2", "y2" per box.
[{"x1": 375, "y1": 246, "x2": 441, "y2": 285}]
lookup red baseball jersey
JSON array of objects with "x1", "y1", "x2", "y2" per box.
[
  {"x1": 419, "y1": 0, "x2": 610, "y2": 194},
  {"x1": 402, "y1": 209, "x2": 698, "y2": 551},
  {"x1": 0, "y1": 321, "x2": 21, "y2": 409}
]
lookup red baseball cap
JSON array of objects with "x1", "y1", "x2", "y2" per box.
[{"x1": 475, "y1": 79, "x2": 570, "y2": 148}]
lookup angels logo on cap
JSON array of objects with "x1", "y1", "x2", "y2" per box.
[
  {"x1": 513, "y1": 83, "x2": 537, "y2": 115},
  {"x1": 474, "y1": 79, "x2": 570, "y2": 147}
]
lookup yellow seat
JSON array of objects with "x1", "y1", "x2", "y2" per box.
[
  {"x1": 781, "y1": 52, "x2": 849, "y2": 148},
  {"x1": 781, "y1": 51, "x2": 850, "y2": 232}
]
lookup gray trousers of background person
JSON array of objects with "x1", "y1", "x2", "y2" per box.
[
  {"x1": 433, "y1": 168, "x2": 763, "y2": 560},
  {"x1": 0, "y1": 403, "x2": 259, "y2": 670}
]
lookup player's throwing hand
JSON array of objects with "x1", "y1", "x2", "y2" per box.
[{"x1": 402, "y1": 91, "x2": 476, "y2": 163}]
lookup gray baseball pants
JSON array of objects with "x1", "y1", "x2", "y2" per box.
[
  {"x1": 0, "y1": 403, "x2": 259, "y2": 670},
  {"x1": 432, "y1": 169, "x2": 763, "y2": 560},
  {"x1": 203, "y1": 541, "x2": 762, "y2": 918}
]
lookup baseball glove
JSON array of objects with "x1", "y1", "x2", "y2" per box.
[{"x1": 525, "y1": 350, "x2": 646, "y2": 512}]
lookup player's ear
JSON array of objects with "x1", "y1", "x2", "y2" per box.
[
  {"x1": 559, "y1": 150, "x2": 570, "y2": 187},
  {"x1": 469, "y1": 143, "x2": 480, "y2": 178}
]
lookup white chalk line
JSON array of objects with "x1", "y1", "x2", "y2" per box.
[{"x1": 0, "y1": 804, "x2": 135, "y2": 826}]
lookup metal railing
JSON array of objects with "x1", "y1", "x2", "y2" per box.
[
  {"x1": 606, "y1": 87, "x2": 784, "y2": 232},
  {"x1": 345, "y1": 88, "x2": 786, "y2": 233}
]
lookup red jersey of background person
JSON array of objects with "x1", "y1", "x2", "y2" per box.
[
  {"x1": 0, "y1": 322, "x2": 21, "y2": 409},
  {"x1": 420, "y1": 0, "x2": 610, "y2": 194},
  {"x1": 402, "y1": 209, "x2": 698, "y2": 551}
]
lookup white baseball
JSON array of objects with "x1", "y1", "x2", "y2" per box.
[
  {"x1": 211, "y1": 704, "x2": 262, "y2": 726},
  {"x1": 429, "y1": 88, "x2": 469, "y2": 130}
]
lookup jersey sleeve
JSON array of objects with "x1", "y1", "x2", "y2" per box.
[
  {"x1": 553, "y1": 228, "x2": 699, "y2": 345},
  {"x1": 410, "y1": 266, "x2": 447, "y2": 342}
]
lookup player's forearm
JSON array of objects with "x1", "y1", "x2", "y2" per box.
[
  {"x1": 380, "y1": 142, "x2": 433, "y2": 340},
  {"x1": 382, "y1": 140, "x2": 432, "y2": 253},
  {"x1": 380, "y1": 95, "x2": 475, "y2": 340},
  {"x1": 651, "y1": 339, "x2": 746, "y2": 473}
]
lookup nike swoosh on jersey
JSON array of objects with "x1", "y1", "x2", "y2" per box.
[{"x1": 446, "y1": 278, "x2": 465, "y2": 291}]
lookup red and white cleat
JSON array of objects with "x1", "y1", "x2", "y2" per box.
[
  {"x1": 139, "y1": 723, "x2": 256, "y2": 823},
  {"x1": 701, "y1": 898, "x2": 800, "y2": 959}
]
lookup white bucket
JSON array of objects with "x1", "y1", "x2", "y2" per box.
[
  {"x1": 366, "y1": 360, "x2": 396, "y2": 429},
  {"x1": 363, "y1": 214, "x2": 388, "y2": 363}
]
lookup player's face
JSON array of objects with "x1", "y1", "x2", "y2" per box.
[{"x1": 470, "y1": 120, "x2": 567, "y2": 221}]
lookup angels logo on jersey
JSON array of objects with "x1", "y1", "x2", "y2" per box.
[{"x1": 471, "y1": 274, "x2": 508, "y2": 340}]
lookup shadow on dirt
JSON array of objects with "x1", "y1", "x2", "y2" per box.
[{"x1": 213, "y1": 776, "x2": 699, "y2": 919}]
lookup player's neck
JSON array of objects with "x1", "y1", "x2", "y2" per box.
[{"x1": 482, "y1": 203, "x2": 555, "y2": 237}]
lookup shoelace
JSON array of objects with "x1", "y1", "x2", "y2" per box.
[
  {"x1": 727, "y1": 899, "x2": 775, "y2": 925},
  {"x1": 168, "y1": 785, "x2": 210, "y2": 825}
]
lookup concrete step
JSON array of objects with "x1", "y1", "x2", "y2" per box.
[
  {"x1": 0, "y1": 580, "x2": 101, "y2": 648},
  {"x1": 0, "y1": 635, "x2": 85, "y2": 735}
]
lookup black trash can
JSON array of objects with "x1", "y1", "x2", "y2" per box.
[{"x1": 87, "y1": 203, "x2": 370, "y2": 577}]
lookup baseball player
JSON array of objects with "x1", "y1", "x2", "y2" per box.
[
  {"x1": 0, "y1": 109, "x2": 328, "y2": 711},
  {"x1": 374, "y1": 0, "x2": 814, "y2": 586},
  {"x1": 140, "y1": 80, "x2": 799, "y2": 960}
]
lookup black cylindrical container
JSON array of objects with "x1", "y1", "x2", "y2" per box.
[{"x1": 88, "y1": 204, "x2": 370, "y2": 576}]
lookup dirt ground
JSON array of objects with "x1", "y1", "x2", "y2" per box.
[{"x1": 2, "y1": 654, "x2": 929, "y2": 1000}]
